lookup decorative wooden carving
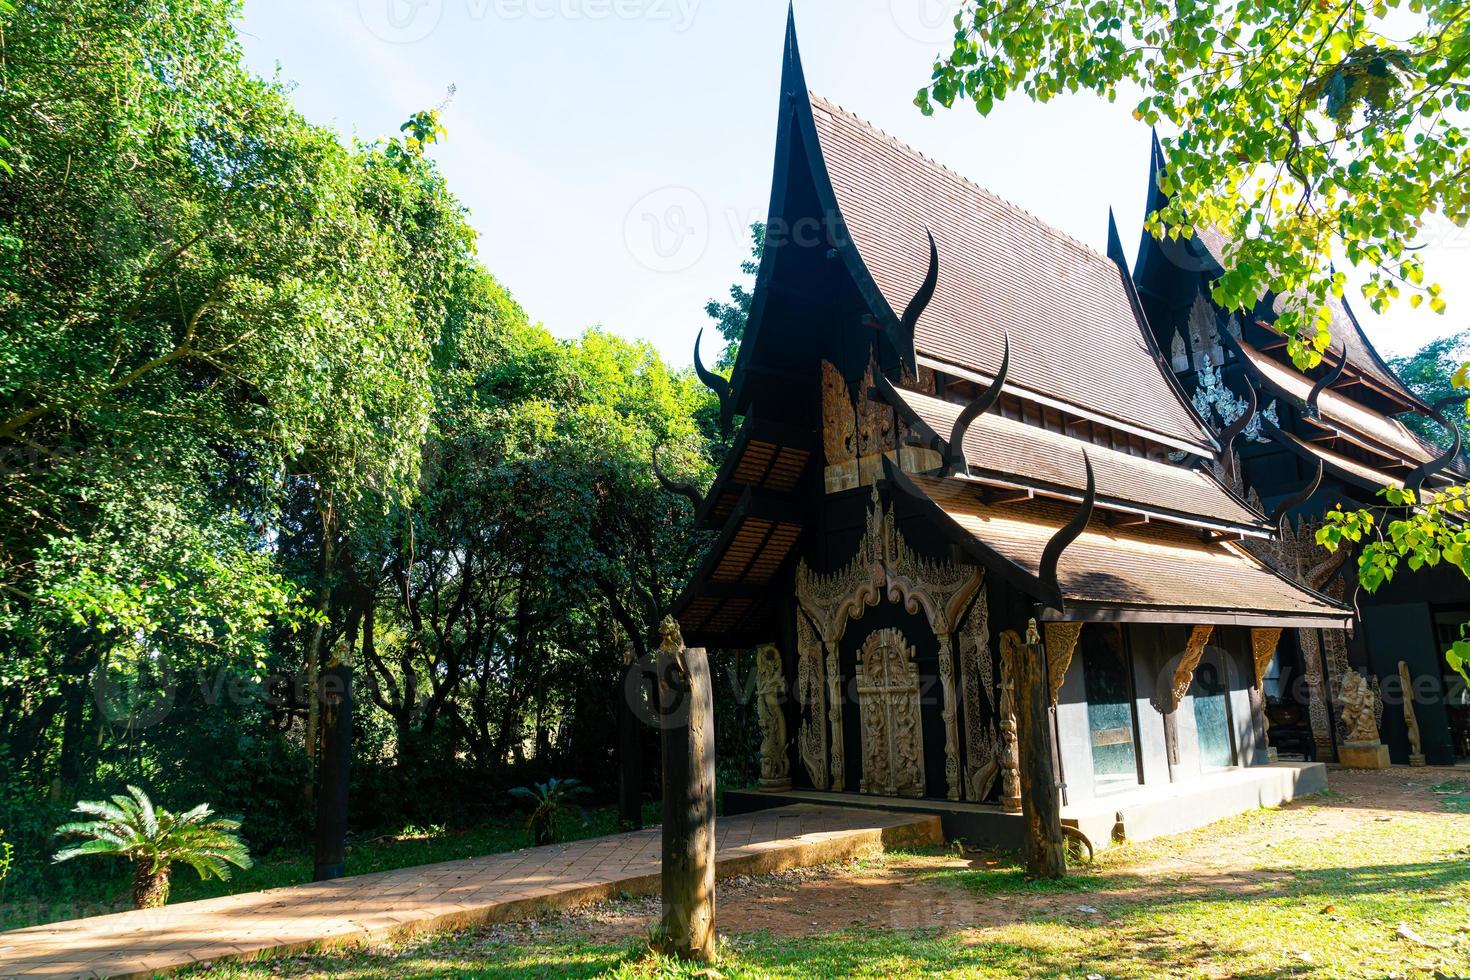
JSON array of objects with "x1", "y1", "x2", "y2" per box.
[
  {"x1": 820, "y1": 359, "x2": 857, "y2": 468},
  {"x1": 958, "y1": 590, "x2": 999, "y2": 802},
  {"x1": 998, "y1": 629, "x2": 1023, "y2": 813},
  {"x1": 857, "y1": 629, "x2": 925, "y2": 798},
  {"x1": 1338, "y1": 670, "x2": 1381, "y2": 744},
  {"x1": 856, "y1": 358, "x2": 897, "y2": 467},
  {"x1": 1298, "y1": 627, "x2": 1334, "y2": 759},
  {"x1": 1043, "y1": 622, "x2": 1083, "y2": 706},
  {"x1": 795, "y1": 486, "x2": 983, "y2": 800},
  {"x1": 756, "y1": 644, "x2": 791, "y2": 790},
  {"x1": 1250, "y1": 627, "x2": 1283, "y2": 687},
  {"x1": 1249, "y1": 626, "x2": 1283, "y2": 744},
  {"x1": 794, "y1": 610, "x2": 828, "y2": 789},
  {"x1": 1399, "y1": 661, "x2": 1426, "y2": 765},
  {"x1": 1168, "y1": 625, "x2": 1216, "y2": 710},
  {"x1": 825, "y1": 640, "x2": 845, "y2": 790}
]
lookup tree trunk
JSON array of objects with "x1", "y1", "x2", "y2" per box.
[
  {"x1": 313, "y1": 657, "x2": 353, "y2": 881},
  {"x1": 618, "y1": 644, "x2": 645, "y2": 831},
  {"x1": 1018, "y1": 621, "x2": 1065, "y2": 879},
  {"x1": 132, "y1": 861, "x2": 171, "y2": 909},
  {"x1": 304, "y1": 501, "x2": 337, "y2": 805},
  {"x1": 656, "y1": 630, "x2": 715, "y2": 963}
]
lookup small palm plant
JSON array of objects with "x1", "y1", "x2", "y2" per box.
[
  {"x1": 52, "y1": 785, "x2": 253, "y2": 909},
  {"x1": 509, "y1": 777, "x2": 589, "y2": 846}
]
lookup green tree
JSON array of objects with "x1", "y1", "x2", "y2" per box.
[
  {"x1": 1390, "y1": 329, "x2": 1470, "y2": 447},
  {"x1": 920, "y1": 0, "x2": 1468, "y2": 365}
]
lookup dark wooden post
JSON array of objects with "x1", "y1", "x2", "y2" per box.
[
  {"x1": 313, "y1": 656, "x2": 352, "y2": 881},
  {"x1": 618, "y1": 643, "x2": 644, "y2": 831},
  {"x1": 1017, "y1": 619, "x2": 1065, "y2": 879},
  {"x1": 655, "y1": 617, "x2": 716, "y2": 963}
]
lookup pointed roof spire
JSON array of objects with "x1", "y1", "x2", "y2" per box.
[
  {"x1": 782, "y1": 2, "x2": 807, "y2": 101},
  {"x1": 1106, "y1": 208, "x2": 1128, "y2": 270}
]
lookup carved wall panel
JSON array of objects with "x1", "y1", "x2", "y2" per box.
[
  {"x1": 821, "y1": 359, "x2": 857, "y2": 469},
  {"x1": 856, "y1": 629, "x2": 925, "y2": 798},
  {"x1": 794, "y1": 610, "x2": 829, "y2": 789},
  {"x1": 796, "y1": 487, "x2": 986, "y2": 800},
  {"x1": 998, "y1": 629, "x2": 1023, "y2": 812},
  {"x1": 820, "y1": 351, "x2": 940, "y2": 494},
  {"x1": 958, "y1": 593, "x2": 999, "y2": 802}
]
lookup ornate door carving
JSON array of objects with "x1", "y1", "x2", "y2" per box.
[{"x1": 856, "y1": 629, "x2": 926, "y2": 798}]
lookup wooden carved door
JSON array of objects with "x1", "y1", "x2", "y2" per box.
[{"x1": 857, "y1": 628, "x2": 926, "y2": 798}]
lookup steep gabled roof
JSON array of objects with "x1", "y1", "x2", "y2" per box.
[{"x1": 804, "y1": 95, "x2": 1218, "y2": 455}]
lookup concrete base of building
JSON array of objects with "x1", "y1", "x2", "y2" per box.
[
  {"x1": 726, "y1": 762, "x2": 1329, "y2": 853},
  {"x1": 1338, "y1": 742, "x2": 1392, "y2": 768}
]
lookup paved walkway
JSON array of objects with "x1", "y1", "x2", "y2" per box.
[{"x1": 0, "y1": 804, "x2": 939, "y2": 979}]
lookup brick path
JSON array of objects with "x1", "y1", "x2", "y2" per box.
[{"x1": 0, "y1": 804, "x2": 939, "y2": 979}]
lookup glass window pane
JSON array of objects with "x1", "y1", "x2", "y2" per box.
[
  {"x1": 1082, "y1": 626, "x2": 1139, "y2": 795},
  {"x1": 1191, "y1": 657, "x2": 1235, "y2": 771}
]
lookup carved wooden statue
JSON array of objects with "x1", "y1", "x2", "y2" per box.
[
  {"x1": 1399, "y1": 661, "x2": 1426, "y2": 766},
  {"x1": 756, "y1": 644, "x2": 791, "y2": 789},
  {"x1": 654, "y1": 616, "x2": 716, "y2": 962},
  {"x1": 998, "y1": 629, "x2": 1023, "y2": 813},
  {"x1": 1019, "y1": 619, "x2": 1066, "y2": 879},
  {"x1": 1338, "y1": 670, "x2": 1381, "y2": 745}
]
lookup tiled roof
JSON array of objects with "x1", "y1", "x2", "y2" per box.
[
  {"x1": 892, "y1": 387, "x2": 1267, "y2": 530},
  {"x1": 1235, "y1": 339, "x2": 1439, "y2": 466},
  {"x1": 908, "y1": 474, "x2": 1349, "y2": 627},
  {"x1": 807, "y1": 95, "x2": 1217, "y2": 454},
  {"x1": 1269, "y1": 425, "x2": 1404, "y2": 492}
]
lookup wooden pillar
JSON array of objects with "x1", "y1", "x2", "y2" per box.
[
  {"x1": 1018, "y1": 619, "x2": 1065, "y2": 879},
  {"x1": 312, "y1": 658, "x2": 352, "y2": 881},
  {"x1": 618, "y1": 644, "x2": 644, "y2": 831},
  {"x1": 655, "y1": 617, "x2": 716, "y2": 962}
]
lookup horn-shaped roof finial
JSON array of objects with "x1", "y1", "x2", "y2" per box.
[
  {"x1": 891, "y1": 229, "x2": 938, "y2": 378},
  {"x1": 693, "y1": 328, "x2": 734, "y2": 435},
  {"x1": 1306, "y1": 345, "x2": 1347, "y2": 418},
  {"x1": 944, "y1": 332, "x2": 1010, "y2": 477},
  {"x1": 1405, "y1": 395, "x2": 1466, "y2": 496},
  {"x1": 1039, "y1": 452, "x2": 1096, "y2": 611},
  {"x1": 652, "y1": 444, "x2": 705, "y2": 512}
]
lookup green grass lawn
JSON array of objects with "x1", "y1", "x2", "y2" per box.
[{"x1": 180, "y1": 772, "x2": 1470, "y2": 979}]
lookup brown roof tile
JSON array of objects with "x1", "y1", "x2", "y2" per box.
[
  {"x1": 894, "y1": 387, "x2": 1266, "y2": 529},
  {"x1": 908, "y1": 474, "x2": 1348, "y2": 626},
  {"x1": 808, "y1": 95, "x2": 1216, "y2": 453},
  {"x1": 1236, "y1": 339, "x2": 1437, "y2": 466}
]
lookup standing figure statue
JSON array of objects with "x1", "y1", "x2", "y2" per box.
[{"x1": 756, "y1": 644, "x2": 791, "y2": 789}]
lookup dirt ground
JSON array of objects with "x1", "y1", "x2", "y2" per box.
[{"x1": 535, "y1": 766, "x2": 1470, "y2": 943}]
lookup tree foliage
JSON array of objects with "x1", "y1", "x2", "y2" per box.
[
  {"x1": 920, "y1": 0, "x2": 1468, "y2": 368},
  {"x1": 920, "y1": 0, "x2": 1470, "y2": 670},
  {"x1": 0, "y1": 0, "x2": 723, "y2": 914}
]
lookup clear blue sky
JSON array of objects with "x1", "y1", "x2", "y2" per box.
[{"x1": 237, "y1": 0, "x2": 1466, "y2": 367}]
